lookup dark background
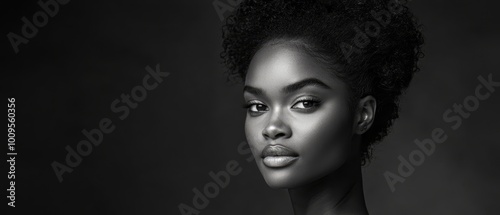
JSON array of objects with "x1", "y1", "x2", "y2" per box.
[{"x1": 2, "y1": 0, "x2": 499, "y2": 214}]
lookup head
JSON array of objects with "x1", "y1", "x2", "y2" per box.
[{"x1": 221, "y1": 0, "x2": 423, "y2": 188}]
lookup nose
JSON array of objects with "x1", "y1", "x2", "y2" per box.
[{"x1": 262, "y1": 109, "x2": 291, "y2": 140}]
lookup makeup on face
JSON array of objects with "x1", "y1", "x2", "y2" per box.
[
  {"x1": 261, "y1": 144, "x2": 299, "y2": 168},
  {"x1": 243, "y1": 42, "x2": 355, "y2": 189}
]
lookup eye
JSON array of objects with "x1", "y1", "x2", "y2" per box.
[
  {"x1": 242, "y1": 101, "x2": 269, "y2": 115},
  {"x1": 291, "y1": 98, "x2": 321, "y2": 110}
]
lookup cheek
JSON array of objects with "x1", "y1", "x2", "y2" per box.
[
  {"x1": 293, "y1": 101, "x2": 354, "y2": 173},
  {"x1": 244, "y1": 116, "x2": 262, "y2": 158}
]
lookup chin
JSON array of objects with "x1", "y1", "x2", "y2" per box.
[
  {"x1": 257, "y1": 156, "x2": 351, "y2": 189},
  {"x1": 257, "y1": 163, "x2": 299, "y2": 189},
  {"x1": 257, "y1": 162, "x2": 314, "y2": 189},
  {"x1": 263, "y1": 175, "x2": 299, "y2": 189}
]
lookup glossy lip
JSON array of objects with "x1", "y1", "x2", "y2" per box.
[{"x1": 261, "y1": 144, "x2": 299, "y2": 168}]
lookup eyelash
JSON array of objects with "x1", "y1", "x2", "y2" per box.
[
  {"x1": 292, "y1": 97, "x2": 322, "y2": 109},
  {"x1": 241, "y1": 101, "x2": 260, "y2": 109},
  {"x1": 241, "y1": 97, "x2": 322, "y2": 114}
]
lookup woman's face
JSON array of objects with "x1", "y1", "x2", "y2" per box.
[{"x1": 243, "y1": 42, "x2": 357, "y2": 189}]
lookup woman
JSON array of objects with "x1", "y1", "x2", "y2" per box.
[{"x1": 220, "y1": 0, "x2": 424, "y2": 214}]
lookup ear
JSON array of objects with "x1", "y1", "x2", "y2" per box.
[{"x1": 354, "y1": 95, "x2": 376, "y2": 135}]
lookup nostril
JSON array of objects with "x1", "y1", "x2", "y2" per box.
[
  {"x1": 275, "y1": 133, "x2": 286, "y2": 138},
  {"x1": 262, "y1": 121, "x2": 291, "y2": 139},
  {"x1": 264, "y1": 131, "x2": 286, "y2": 140}
]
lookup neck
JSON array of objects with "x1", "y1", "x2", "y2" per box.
[{"x1": 288, "y1": 160, "x2": 368, "y2": 215}]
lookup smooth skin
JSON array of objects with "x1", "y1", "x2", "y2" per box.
[{"x1": 243, "y1": 40, "x2": 376, "y2": 215}]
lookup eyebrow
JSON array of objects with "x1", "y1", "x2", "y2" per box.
[{"x1": 243, "y1": 78, "x2": 332, "y2": 96}]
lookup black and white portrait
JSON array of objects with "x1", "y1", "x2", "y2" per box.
[{"x1": 2, "y1": 0, "x2": 499, "y2": 214}]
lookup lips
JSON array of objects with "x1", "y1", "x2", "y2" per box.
[{"x1": 261, "y1": 145, "x2": 299, "y2": 168}]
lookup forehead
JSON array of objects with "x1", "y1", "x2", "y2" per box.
[{"x1": 245, "y1": 42, "x2": 342, "y2": 90}]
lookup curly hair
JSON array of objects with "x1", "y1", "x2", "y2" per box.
[{"x1": 220, "y1": 0, "x2": 424, "y2": 165}]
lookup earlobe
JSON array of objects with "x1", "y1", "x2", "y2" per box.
[{"x1": 355, "y1": 95, "x2": 376, "y2": 135}]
